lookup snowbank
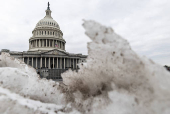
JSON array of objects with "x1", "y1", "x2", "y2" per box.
[{"x1": 0, "y1": 20, "x2": 170, "y2": 114}]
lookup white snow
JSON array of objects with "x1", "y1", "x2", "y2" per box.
[{"x1": 0, "y1": 20, "x2": 170, "y2": 114}]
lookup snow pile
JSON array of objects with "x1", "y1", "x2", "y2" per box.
[
  {"x1": 0, "y1": 20, "x2": 170, "y2": 114},
  {"x1": 0, "y1": 53, "x2": 67, "y2": 113},
  {"x1": 62, "y1": 20, "x2": 170, "y2": 114}
]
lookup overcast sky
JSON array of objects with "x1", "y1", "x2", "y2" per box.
[{"x1": 0, "y1": 0, "x2": 170, "y2": 65}]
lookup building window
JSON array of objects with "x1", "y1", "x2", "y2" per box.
[
  {"x1": 53, "y1": 32, "x2": 54, "y2": 35},
  {"x1": 45, "y1": 31, "x2": 46, "y2": 35}
]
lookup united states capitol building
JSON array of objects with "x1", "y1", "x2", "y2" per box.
[{"x1": 1, "y1": 3, "x2": 87, "y2": 80}]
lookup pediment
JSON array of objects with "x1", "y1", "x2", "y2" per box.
[{"x1": 41, "y1": 49, "x2": 68, "y2": 56}]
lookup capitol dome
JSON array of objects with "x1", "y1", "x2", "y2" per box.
[
  {"x1": 35, "y1": 16, "x2": 60, "y2": 29},
  {"x1": 28, "y1": 3, "x2": 65, "y2": 52}
]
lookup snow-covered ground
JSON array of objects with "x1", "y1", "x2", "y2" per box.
[{"x1": 0, "y1": 20, "x2": 170, "y2": 114}]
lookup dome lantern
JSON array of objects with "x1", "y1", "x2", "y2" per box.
[{"x1": 45, "y1": 2, "x2": 52, "y2": 19}]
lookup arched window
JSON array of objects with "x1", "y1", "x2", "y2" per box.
[
  {"x1": 50, "y1": 22, "x2": 51, "y2": 25},
  {"x1": 42, "y1": 31, "x2": 43, "y2": 35},
  {"x1": 45, "y1": 31, "x2": 46, "y2": 35},
  {"x1": 53, "y1": 32, "x2": 54, "y2": 35},
  {"x1": 48, "y1": 22, "x2": 49, "y2": 25},
  {"x1": 48, "y1": 31, "x2": 49, "y2": 35},
  {"x1": 54, "y1": 23, "x2": 55, "y2": 26}
]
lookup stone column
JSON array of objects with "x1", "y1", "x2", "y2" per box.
[
  {"x1": 27, "y1": 57, "x2": 29, "y2": 65},
  {"x1": 76, "y1": 58, "x2": 77, "y2": 69},
  {"x1": 49, "y1": 40, "x2": 50, "y2": 47},
  {"x1": 49, "y1": 57, "x2": 50, "y2": 69},
  {"x1": 61, "y1": 42, "x2": 63, "y2": 49},
  {"x1": 36, "y1": 40, "x2": 37, "y2": 47},
  {"x1": 32, "y1": 57, "x2": 33, "y2": 67},
  {"x1": 59, "y1": 41, "x2": 60, "y2": 48},
  {"x1": 60, "y1": 58, "x2": 62, "y2": 68},
  {"x1": 45, "y1": 57, "x2": 46, "y2": 67},
  {"x1": 70, "y1": 58, "x2": 71, "y2": 67},
  {"x1": 46, "y1": 39, "x2": 47, "y2": 47},
  {"x1": 64, "y1": 58, "x2": 65, "y2": 69},
  {"x1": 40, "y1": 57, "x2": 42, "y2": 68},
  {"x1": 73, "y1": 58, "x2": 74, "y2": 69},
  {"x1": 53, "y1": 57, "x2": 54, "y2": 69},
  {"x1": 63, "y1": 43, "x2": 65, "y2": 50},
  {"x1": 53, "y1": 39, "x2": 54, "y2": 47},
  {"x1": 35, "y1": 57, "x2": 37, "y2": 68},
  {"x1": 57, "y1": 57, "x2": 58, "y2": 68},
  {"x1": 39, "y1": 39, "x2": 41, "y2": 47},
  {"x1": 43, "y1": 40, "x2": 44, "y2": 47}
]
